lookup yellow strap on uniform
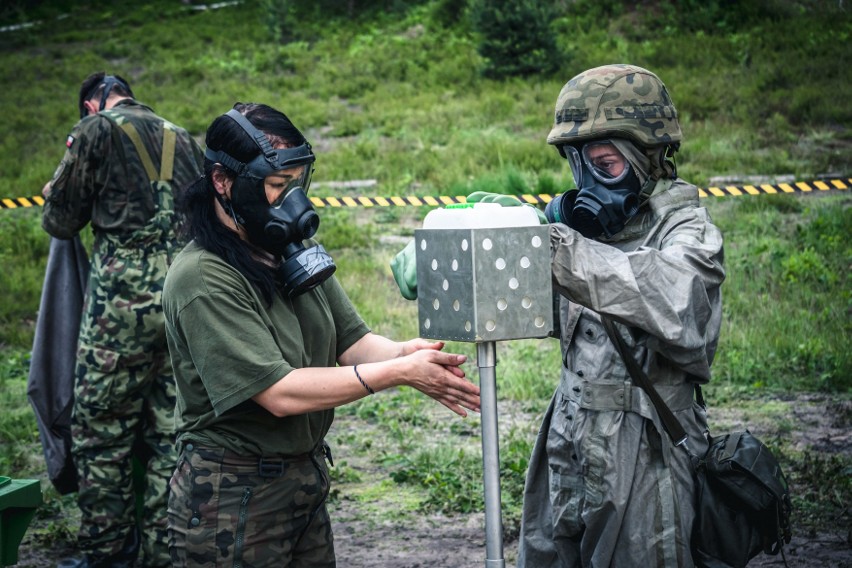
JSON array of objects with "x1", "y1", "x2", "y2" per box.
[
  {"x1": 160, "y1": 127, "x2": 175, "y2": 180},
  {"x1": 118, "y1": 121, "x2": 177, "y2": 181},
  {"x1": 119, "y1": 121, "x2": 157, "y2": 180}
]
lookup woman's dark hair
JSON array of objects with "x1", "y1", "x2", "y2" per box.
[{"x1": 176, "y1": 102, "x2": 307, "y2": 306}]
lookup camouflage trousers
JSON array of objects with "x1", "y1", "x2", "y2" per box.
[
  {"x1": 71, "y1": 347, "x2": 176, "y2": 567},
  {"x1": 168, "y1": 444, "x2": 335, "y2": 568},
  {"x1": 71, "y1": 242, "x2": 177, "y2": 568}
]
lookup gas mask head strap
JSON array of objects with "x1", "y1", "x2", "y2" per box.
[
  {"x1": 204, "y1": 109, "x2": 315, "y2": 181},
  {"x1": 80, "y1": 75, "x2": 134, "y2": 118}
]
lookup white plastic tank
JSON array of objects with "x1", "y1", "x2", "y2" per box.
[{"x1": 422, "y1": 202, "x2": 541, "y2": 230}]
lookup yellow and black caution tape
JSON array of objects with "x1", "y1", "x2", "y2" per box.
[
  {"x1": 312, "y1": 177, "x2": 850, "y2": 207},
  {"x1": 307, "y1": 177, "x2": 850, "y2": 207},
  {"x1": 695, "y1": 177, "x2": 850, "y2": 199},
  {"x1": 1, "y1": 195, "x2": 45, "y2": 209},
  {"x1": 2, "y1": 178, "x2": 848, "y2": 211}
]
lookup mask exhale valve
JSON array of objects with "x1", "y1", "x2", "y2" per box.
[{"x1": 545, "y1": 186, "x2": 640, "y2": 239}]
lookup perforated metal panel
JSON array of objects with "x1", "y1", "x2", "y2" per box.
[{"x1": 415, "y1": 226, "x2": 553, "y2": 342}]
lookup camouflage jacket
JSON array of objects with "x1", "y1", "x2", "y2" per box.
[{"x1": 43, "y1": 98, "x2": 203, "y2": 240}]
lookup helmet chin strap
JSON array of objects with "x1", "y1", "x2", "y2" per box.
[
  {"x1": 638, "y1": 176, "x2": 658, "y2": 204},
  {"x1": 664, "y1": 144, "x2": 679, "y2": 178}
]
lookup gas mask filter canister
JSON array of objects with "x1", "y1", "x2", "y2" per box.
[
  {"x1": 206, "y1": 109, "x2": 336, "y2": 296},
  {"x1": 545, "y1": 141, "x2": 643, "y2": 239}
]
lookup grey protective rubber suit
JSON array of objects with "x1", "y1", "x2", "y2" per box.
[{"x1": 518, "y1": 178, "x2": 725, "y2": 567}]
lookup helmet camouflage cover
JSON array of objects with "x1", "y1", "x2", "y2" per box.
[{"x1": 548, "y1": 64, "x2": 682, "y2": 149}]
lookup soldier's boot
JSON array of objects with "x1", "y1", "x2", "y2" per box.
[{"x1": 57, "y1": 527, "x2": 138, "y2": 568}]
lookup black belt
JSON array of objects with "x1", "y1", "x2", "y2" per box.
[{"x1": 182, "y1": 441, "x2": 333, "y2": 478}]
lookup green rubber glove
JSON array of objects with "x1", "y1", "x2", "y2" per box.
[
  {"x1": 465, "y1": 191, "x2": 548, "y2": 224},
  {"x1": 390, "y1": 239, "x2": 418, "y2": 300},
  {"x1": 466, "y1": 191, "x2": 524, "y2": 207},
  {"x1": 530, "y1": 206, "x2": 548, "y2": 225}
]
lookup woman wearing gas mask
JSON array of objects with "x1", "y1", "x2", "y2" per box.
[
  {"x1": 162, "y1": 103, "x2": 480, "y2": 567},
  {"x1": 517, "y1": 65, "x2": 726, "y2": 567}
]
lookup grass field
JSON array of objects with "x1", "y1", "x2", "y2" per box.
[{"x1": 0, "y1": 0, "x2": 849, "y2": 561}]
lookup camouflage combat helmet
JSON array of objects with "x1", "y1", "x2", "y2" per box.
[{"x1": 547, "y1": 64, "x2": 681, "y2": 149}]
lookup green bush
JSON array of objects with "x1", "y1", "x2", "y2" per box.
[
  {"x1": 657, "y1": 0, "x2": 795, "y2": 34},
  {"x1": 470, "y1": 0, "x2": 562, "y2": 78}
]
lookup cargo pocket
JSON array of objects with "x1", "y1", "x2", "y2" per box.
[
  {"x1": 550, "y1": 470, "x2": 584, "y2": 539},
  {"x1": 74, "y1": 341, "x2": 150, "y2": 411}
]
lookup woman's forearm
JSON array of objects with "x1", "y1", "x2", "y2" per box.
[{"x1": 252, "y1": 361, "x2": 403, "y2": 417}]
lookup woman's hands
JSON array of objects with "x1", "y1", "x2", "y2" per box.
[
  {"x1": 394, "y1": 341, "x2": 480, "y2": 417},
  {"x1": 398, "y1": 337, "x2": 448, "y2": 357},
  {"x1": 340, "y1": 335, "x2": 480, "y2": 417}
]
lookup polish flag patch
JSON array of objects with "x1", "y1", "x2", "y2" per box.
[{"x1": 66, "y1": 135, "x2": 75, "y2": 148}]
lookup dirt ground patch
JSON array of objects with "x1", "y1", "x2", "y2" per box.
[
  {"x1": 330, "y1": 521, "x2": 851, "y2": 568},
  {"x1": 13, "y1": 393, "x2": 851, "y2": 567},
  {"x1": 327, "y1": 392, "x2": 852, "y2": 567}
]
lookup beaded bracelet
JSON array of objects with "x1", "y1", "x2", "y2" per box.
[{"x1": 353, "y1": 365, "x2": 375, "y2": 395}]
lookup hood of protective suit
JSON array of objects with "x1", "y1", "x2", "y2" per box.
[
  {"x1": 597, "y1": 177, "x2": 700, "y2": 244},
  {"x1": 610, "y1": 138, "x2": 676, "y2": 203}
]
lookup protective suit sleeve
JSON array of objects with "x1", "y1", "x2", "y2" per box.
[{"x1": 549, "y1": 207, "x2": 725, "y2": 380}]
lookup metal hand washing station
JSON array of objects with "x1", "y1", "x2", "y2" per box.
[{"x1": 415, "y1": 220, "x2": 553, "y2": 567}]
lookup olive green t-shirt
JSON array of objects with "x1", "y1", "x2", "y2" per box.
[{"x1": 163, "y1": 241, "x2": 370, "y2": 456}]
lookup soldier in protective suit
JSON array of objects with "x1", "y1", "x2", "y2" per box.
[
  {"x1": 388, "y1": 64, "x2": 724, "y2": 566},
  {"x1": 41, "y1": 72, "x2": 204, "y2": 567},
  {"x1": 517, "y1": 64, "x2": 725, "y2": 567}
]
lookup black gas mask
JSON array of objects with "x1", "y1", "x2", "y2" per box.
[
  {"x1": 545, "y1": 140, "x2": 643, "y2": 239},
  {"x1": 205, "y1": 109, "x2": 336, "y2": 296}
]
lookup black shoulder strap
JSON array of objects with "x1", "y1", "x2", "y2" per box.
[{"x1": 600, "y1": 316, "x2": 689, "y2": 448}]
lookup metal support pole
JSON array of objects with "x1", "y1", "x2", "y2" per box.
[{"x1": 477, "y1": 341, "x2": 505, "y2": 568}]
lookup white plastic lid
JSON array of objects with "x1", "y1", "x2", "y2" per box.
[{"x1": 423, "y1": 202, "x2": 540, "y2": 230}]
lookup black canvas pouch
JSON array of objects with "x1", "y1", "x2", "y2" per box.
[
  {"x1": 600, "y1": 319, "x2": 793, "y2": 568},
  {"x1": 691, "y1": 430, "x2": 793, "y2": 568}
]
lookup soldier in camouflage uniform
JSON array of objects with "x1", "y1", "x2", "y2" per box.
[
  {"x1": 515, "y1": 64, "x2": 726, "y2": 567},
  {"x1": 42, "y1": 72, "x2": 204, "y2": 568},
  {"x1": 163, "y1": 103, "x2": 480, "y2": 567}
]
